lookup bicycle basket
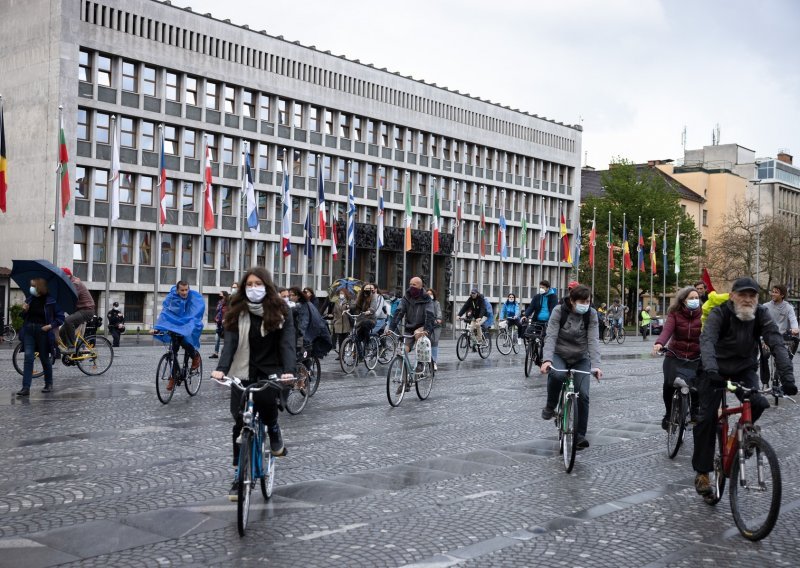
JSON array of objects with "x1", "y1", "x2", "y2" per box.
[
  {"x1": 415, "y1": 336, "x2": 432, "y2": 363},
  {"x1": 524, "y1": 323, "x2": 545, "y2": 339}
]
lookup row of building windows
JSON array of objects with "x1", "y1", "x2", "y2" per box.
[{"x1": 79, "y1": 2, "x2": 577, "y2": 152}]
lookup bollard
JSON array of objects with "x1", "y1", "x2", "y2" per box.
[{"x1": 136, "y1": 326, "x2": 140, "y2": 344}]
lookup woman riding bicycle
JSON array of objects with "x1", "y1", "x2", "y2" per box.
[
  {"x1": 500, "y1": 292, "x2": 522, "y2": 336},
  {"x1": 351, "y1": 283, "x2": 380, "y2": 357},
  {"x1": 652, "y1": 286, "x2": 703, "y2": 430},
  {"x1": 210, "y1": 267, "x2": 296, "y2": 501},
  {"x1": 540, "y1": 285, "x2": 603, "y2": 450}
]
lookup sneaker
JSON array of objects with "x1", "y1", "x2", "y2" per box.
[
  {"x1": 433, "y1": 362, "x2": 438, "y2": 371},
  {"x1": 576, "y1": 436, "x2": 590, "y2": 450},
  {"x1": 41, "y1": 385, "x2": 53, "y2": 393},
  {"x1": 166, "y1": 377, "x2": 176, "y2": 391},
  {"x1": 414, "y1": 362, "x2": 424, "y2": 374},
  {"x1": 209, "y1": 353, "x2": 219, "y2": 359},
  {"x1": 191, "y1": 353, "x2": 202, "y2": 370},
  {"x1": 541, "y1": 406, "x2": 554, "y2": 420},
  {"x1": 694, "y1": 473, "x2": 712, "y2": 496},
  {"x1": 228, "y1": 481, "x2": 239, "y2": 502},
  {"x1": 15, "y1": 388, "x2": 30, "y2": 397},
  {"x1": 268, "y1": 425, "x2": 286, "y2": 456},
  {"x1": 661, "y1": 416, "x2": 669, "y2": 430}
]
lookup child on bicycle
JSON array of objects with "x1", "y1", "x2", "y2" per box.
[
  {"x1": 210, "y1": 267, "x2": 296, "y2": 501},
  {"x1": 540, "y1": 285, "x2": 603, "y2": 450}
]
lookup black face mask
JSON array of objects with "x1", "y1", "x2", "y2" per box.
[
  {"x1": 364, "y1": 290, "x2": 372, "y2": 296},
  {"x1": 408, "y1": 286, "x2": 423, "y2": 299}
]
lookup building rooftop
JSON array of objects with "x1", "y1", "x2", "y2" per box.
[{"x1": 580, "y1": 163, "x2": 704, "y2": 203}]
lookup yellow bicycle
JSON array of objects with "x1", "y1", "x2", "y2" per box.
[{"x1": 13, "y1": 325, "x2": 114, "y2": 377}]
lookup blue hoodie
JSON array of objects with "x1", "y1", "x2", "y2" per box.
[{"x1": 525, "y1": 288, "x2": 557, "y2": 322}]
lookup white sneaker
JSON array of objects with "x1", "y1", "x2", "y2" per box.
[{"x1": 433, "y1": 362, "x2": 438, "y2": 371}]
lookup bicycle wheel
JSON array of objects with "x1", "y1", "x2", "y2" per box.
[
  {"x1": 386, "y1": 356, "x2": 406, "y2": 407},
  {"x1": 260, "y1": 453, "x2": 275, "y2": 500},
  {"x1": 602, "y1": 327, "x2": 612, "y2": 344},
  {"x1": 155, "y1": 352, "x2": 175, "y2": 404},
  {"x1": 524, "y1": 342, "x2": 535, "y2": 377},
  {"x1": 237, "y1": 430, "x2": 253, "y2": 537},
  {"x1": 284, "y1": 369, "x2": 309, "y2": 415},
  {"x1": 415, "y1": 361, "x2": 434, "y2": 400},
  {"x1": 666, "y1": 392, "x2": 687, "y2": 459},
  {"x1": 456, "y1": 333, "x2": 469, "y2": 361},
  {"x1": 730, "y1": 435, "x2": 782, "y2": 541},
  {"x1": 305, "y1": 356, "x2": 321, "y2": 397},
  {"x1": 511, "y1": 329, "x2": 521, "y2": 354},
  {"x1": 616, "y1": 327, "x2": 626, "y2": 344},
  {"x1": 76, "y1": 335, "x2": 114, "y2": 376},
  {"x1": 3, "y1": 325, "x2": 16, "y2": 342},
  {"x1": 496, "y1": 330, "x2": 512, "y2": 355},
  {"x1": 12, "y1": 342, "x2": 49, "y2": 378},
  {"x1": 377, "y1": 334, "x2": 397, "y2": 365},
  {"x1": 478, "y1": 333, "x2": 492, "y2": 359},
  {"x1": 534, "y1": 338, "x2": 544, "y2": 367},
  {"x1": 704, "y1": 429, "x2": 727, "y2": 506},
  {"x1": 562, "y1": 394, "x2": 578, "y2": 473},
  {"x1": 184, "y1": 356, "x2": 203, "y2": 396},
  {"x1": 339, "y1": 337, "x2": 358, "y2": 374},
  {"x1": 363, "y1": 337, "x2": 379, "y2": 370}
]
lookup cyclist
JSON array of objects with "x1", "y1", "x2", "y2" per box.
[
  {"x1": 652, "y1": 286, "x2": 703, "y2": 429},
  {"x1": 523, "y1": 280, "x2": 557, "y2": 326},
  {"x1": 605, "y1": 299, "x2": 625, "y2": 336},
  {"x1": 351, "y1": 283, "x2": 379, "y2": 358},
  {"x1": 692, "y1": 277, "x2": 798, "y2": 497},
  {"x1": 152, "y1": 280, "x2": 205, "y2": 391},
  {"x1": 59, "y1": 267, "x2": 96, "y2": 348},
  {"x1": 288, "y1": 286, "x2": 333, "y2": 357},
  {"x1": 764, "y1": 284, "x2": 799, "y2": 337},
  {"x1": 500, "y1": 293, "x2": 522, "y2": 337},
  {"x1": 540, "y1": 284, "x2": 603, "y2": 450},
  {"x1": 458, "y1": 288, "x2": 488, "y2": 344},
  {"x1": 387, "y1": 276, "x2": 434, "y2": 374},
  {"x1": 210, "y1": 267, "x2": 296, "y2": 501}
]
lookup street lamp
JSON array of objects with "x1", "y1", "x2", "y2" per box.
[{"x1": 751, "y1": 163, "x2": 764, "y2": 285}]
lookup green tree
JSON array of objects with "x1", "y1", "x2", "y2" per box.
[{"x1": 576, "y1": 160, "x2": 701, "y2": 320}]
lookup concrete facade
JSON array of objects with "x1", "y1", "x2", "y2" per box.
[{"x1": 0, "y1": 0, "x2": 582, "y2": 326}]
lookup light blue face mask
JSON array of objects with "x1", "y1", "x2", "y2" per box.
[
  {"x1": 686, "y1": 299, "x2": 700, "y2": 310},
  {"x1": 575, "y1": 303, "x2": 590, "y2": 314},
  {"x1": 29, "y1": 286, "x2": 38, "y2": 297}
]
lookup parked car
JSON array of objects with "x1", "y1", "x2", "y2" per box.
[{"x1": 650, "y1": 316, "x2": 664, "y2": 336}]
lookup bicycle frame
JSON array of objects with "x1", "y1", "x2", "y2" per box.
[{"x1": 717, "y1": 387, "x2": 753, "y2": 476}]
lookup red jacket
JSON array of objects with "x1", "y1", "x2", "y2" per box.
[{"x1": 656, "y1": 306, "x2": 702, "y2": 359}]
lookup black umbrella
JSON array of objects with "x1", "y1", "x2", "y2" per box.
[{"x1": 11, "y1": 259, "x2": 78, "y2": 313}]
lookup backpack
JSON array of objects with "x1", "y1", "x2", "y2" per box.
[
  {"x1": 375, "y1": 295, "x2": 390, "y2": 319},
  {"x1": 304, "y1": 303, "x2": 333, "y2": 358}
]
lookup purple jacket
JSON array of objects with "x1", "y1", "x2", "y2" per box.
[{"x1": 656, "y1": 306, "x2": 701, "y2": 360}]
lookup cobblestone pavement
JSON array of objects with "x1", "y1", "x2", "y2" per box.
[{"x1": 1, "y1": 333, "x2": 800, "y2": 567}]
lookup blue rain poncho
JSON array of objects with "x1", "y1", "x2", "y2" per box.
[{"x1": 153, "y1": 286, "x2": 206, "y2": 349}]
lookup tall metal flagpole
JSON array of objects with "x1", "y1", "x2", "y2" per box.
[
  {"x1": 675, "y1": 221, "x2": 680, "y2": 290},
  {"x1": 622, "y1": 213, "x2": 627, "y2": 324},
  {"x1": 538, "y1": 195, "x2": 545, "y2": 290},
  {"x1": 429, "y1": 176, "x2": 436, "y2": 291},
  {"x1": 650, "y1": 218, "x2": 655, "y2": 315},
  {"x1": 558, "y1": 199, "x2": 564, "y2": 297},
  {"x1": 575, "y1": 204, "x2": 581, "y2": 283},
  {"x1": 239, "y1": 143, "x2": 248, "y2": 282},
  {"x1": 53, "y1": 104, "x2": 63, "y2": 264},
  {"x1": 152, "y1": 124, "x2": 164, "y2": 329},
  {"x1": 345, "y1": 161, "x2": 351, "y2": 280},
  {"x1": 499, "y1": 189, "x2": 505, "y2": 303},
  {"x1": 105, "y1": 115, "x2": 118, "y2": 338},
  {"x1": 591, "y1": 207, "x2": 597, "y2": 304},
  {"x1": 198, "y1": 136, "x2": 207, "y2": 297},
  {"x1": 662, "y1": 221, "x2": 668, "y2": 315},
  {"x1": 636, "y1": 215, "x2": 641, "y2": 337},
  {"x1": 314, "y1": 154, "x2": 322, "y2": 294},
  {"x1": 453, "y1": 181, "x2": 462, "y2": 338},
  {"x1": 376, "y1": 169, "x2": 383, "y2": 288},
  {"x1": 606, "y1": 210, "x2": 611, "y2": 310},
  {"x1": 402, "y1": 172, "x2": 409, "y2": 289}
]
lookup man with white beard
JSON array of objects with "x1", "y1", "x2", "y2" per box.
[{"x1": 692, "y1": 277, "x2": 798, "y2": 497}]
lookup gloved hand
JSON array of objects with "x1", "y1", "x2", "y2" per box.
[
  {"x1": 706, "y1": 370, "x2": 726, "y2": 387},
  {"x1": 782, "y1": 382, "x2": 798, "y2": 396}
]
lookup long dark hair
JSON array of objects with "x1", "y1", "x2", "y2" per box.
[
  {"x1": 354, "y1": 283, "x2": 375, "y2": 312},
  {"x1": 224, "y1": 267, "x2": 287, "y2": 333},
  {"x1": 288, "y1": 286, "x2": 307, "y2": 304}
]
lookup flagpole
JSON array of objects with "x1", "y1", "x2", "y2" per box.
[
  {"x1": 622, "y1": 212, "x2": 627, "y2": 323},
  {"x1": 636, "y1": 215, "x2": 641, "y2": 337},
  {"x1": 104, "y1": 114, "x2": 118, "y2": 338},
  {"x1": 650, "y1": 218, "x2": 655, "y2": 315},
  {"x1": 402, "y1": 172, "x2": 409, "y2": 289},
  {"x1": 453, "y1": 181, "x2": 463, "y2": 339},
  {"x1": 607, "y1": 210, "x2": 611, "y2": 309},
  {"x1": 239, "y1": 142, "x2": 248, "y2": 283},
  {"x1": 53, "y1": 105, "x2": 63, "y2": 264},
  {"x1": 662, "y1": 221, "x2": 668, "y2": 316},
  {"x1": 429, "y1": 177, "x2": 436, "y2": 290},
  {"x1": 538, "y1": 195, "x2": 545, "y2": 291},
  {"x1": 575, "y1": 205, "x2": 581, "y2": 283},
  {"x1": 198, "y1": 138, "x2": 208, "y2": 297},
  {"x1": 376, "y1": 170, "x2": 382, "y2": 288},
  {"x1": 675, "y1": 221, "x2": 680, "y2": 290},
  {"x1": 314, "y1": 154, "x2": 321, "y2": 293},
  {"x1": 345, "y1": 161, "x2": 351, "y2": 280},
  {"x1": 590, "y1": 207, "x2": 596, "y2": 303},
  {"x1": 558, "y1": 199, "x2": 563, "y2": 297},
  {"x1": 153, "y1": 124, "x2": 163, "y2": 330},
  {"x1": 330, "y1": 202, "x2": 337, "y2": 283}
]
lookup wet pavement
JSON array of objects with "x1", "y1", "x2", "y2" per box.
[{"x1": 1, "y1": 334, "x2": 800, "y2": 567}]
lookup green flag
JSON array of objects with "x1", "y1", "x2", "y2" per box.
[
  {"x1": 519, "y1": 217, "x2": 528, "y2": 261},
  {"x1": 674, "y1": 226, "x2": 681, "y2": 274}
]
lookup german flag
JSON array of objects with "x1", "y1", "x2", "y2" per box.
[{"x1": 0, "y1": 104, "x2": 7, "y2": 213}]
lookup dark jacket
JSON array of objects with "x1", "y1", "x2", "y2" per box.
[
  {"x1": 217, "y1": 312, "x2": 297, "y2": 378},
  {"x1": 656, "y1": 306, "x2": 701, "y2": 360},
  {"x1": 21, "y1": 294, "x2": 65, "y2": 346},
  {"x1": 701, "y1": 301, "x2": 794, "y2": 385},
  {"x1": 458, "y1": 295, "x2": 487, "y2": 319},
  {"x1": 107, "y1": 308, "x2": 125, "y2": 328},
  {"x1": 390, "y1": 291, "x2": 434, "y2": 335},
  {"x1": 525, "y1": 289, "x2": 558, "y2": 322}
]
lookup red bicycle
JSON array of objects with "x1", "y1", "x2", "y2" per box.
[{"x1": 703, "y1": 380, "x2": 783, "y2": 541}]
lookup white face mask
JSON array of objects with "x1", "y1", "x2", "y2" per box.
[
  {"x1": 246, "y1": 286, "x2": 267, "y2": 303},
  {"x1": 539, "y1": 287, "x2": 546, "y2": 295},
  {"x1": 686, "y1": 299, "x2": 700, "y2": 310},
  {"x1": 575, "y1": 303, "x2": 590, "y2": 314},
  {"x1": 29, "y1": 286, "x2": 38, "y2": 297}
]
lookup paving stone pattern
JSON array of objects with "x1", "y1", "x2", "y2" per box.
[{"x1": 1, "y1": 335, "x2": 799, "y2": 567}]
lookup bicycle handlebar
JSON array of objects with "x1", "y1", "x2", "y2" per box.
[
  {"x1": 548, "y1": 367, "x2": 598, "y2": 377},
  {"x1": 657, "y1": 347, "x2": 701, "y2": 362},
  {"x1": 213, "y1": 374, "x2": 296, "y2": 392}
]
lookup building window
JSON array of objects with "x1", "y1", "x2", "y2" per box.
[
  {"x1": 702, "y1": 209, "x2": 708, "y2": 226},
  {"x1": 367, "y1": 164, "x2": 375, "y2": 188},
  {"x1": 74, "y1": 226, "x2": 87, "y2": 261},
  {"x1": 381, "y1": 124, "x2": 388, "y2": 147},
  {"x1": 258, "y1": 143, "x2": 270, "y2": 171},
  {"x1": 203, "y1": 236, "x2": 215, "y2": 268},
  {"x1": 260, "y1": 94, "x2": 271, "y2": 121},
  {"x1": 392, "y1": 168, "x2": 399, "y2": 192},
  {"x1": 142, "y1": 65, "x2": 156, "y2": 97},
  {"x1": 121, "y1": 61, "x2": 137, "y2": 92},
  {"x1": 325, "y1": 110, "x2": 333, "y2": 135},
  {"x1": 117, "y1": 229, "x2": 133, "y2": 264},
  {"x1": 309, "y1": 106, "x2": 320, "y2": 132},
  {"x1": 79, "y1": 50, "x2": 92, "y2": 82},
  {"x1": 186, "y1": 76, "x2": 198, "y2": 106},
  {"x1": 77, "y1": 109, "x2": 89, "y2": 141},
  {"x1": 205, "y1": 133, "x2": 218, "y2": 162},
  {"x1": 123, "y1": 292, "x2": 145, "y2": 323},
  {"x1": 222, "y1": 136, "x2": 234, "y2": 165},
  {"x1": 160, "y1": 234, "x2": 175, "y2": 267},
  {"x1": 120, "y1": 117, "x2": 136, "y2": 148},
  {"x1": 95, "y1": 112, "x2": 110, "y2": 144},
  {"x1": 183, "y1": 128, "x2": 196, "y2": 158},
  {"x1": 94, "y1": 169, "x2": 109, "y2": 201},
  {"x1": 367, "y1": 120, "x2": 376, "y2": 144},
  {"x1": 141, "y1": 120, "x2": 155, "y2": 152},
  {"x1": 97, "y1": 55, "x2": 111, "y2": 87},
  {"x1": 221, "y1": 187, "x2": 233, "y2": 215},
  {"x1": 205, "y1": 81, "x2": 218, "y2": 110},
  {"x1": 182, "y1": 182, "x2": 195, "y2": 211},
  {"x1": 163, "y1": 125, "x2": 177, "y2": 155},
  {"x1": 307, "y1": 153, "x2": 317, "y2": 179},
  {"x1": 323, "y1": 155, "x2": 332, "y2": 181},
  {"x1": 293, "y1": 150, "x2": 302, "y2": 176},
  {"x1": 220, "y1": 238, "x2": 231, "y2": 269},
  {"x1": 257, "y1": 191, "x2": 268, "y2": 220},
  {"x1": 242, "y1": 90, "x2": 255, "y2": 118},
  {"x1": 139, "y1": 176, "x2": 154, "y2": 207},
  {"x1": 431, "y1": 137, "x2": 439, "y2": 158},
  {"x1": 75, "y1": 166, "x2": 88, "y2": 198},
  {"x1": 166, "y1": 71, "x2": 179, "y2": 101},
  {"x1": 120, "y1": 172, "x2": 134, "y2": 204},
  {"x1": 224, "y1": 85, "x2": 235, "y2": 114},
  {"x1": 278, "y1": 98, "x2": 289, "y2": 125},
  {"x1": 293, "y1": 102, "x2": 304, "y2": 128},
  {"x1": 164, "y1": 179, "x2": 177, "y2": 209},
  {"x1": 337, "y1": 158, "x2": 345, "y2": 183},
  {"x1": 353, "y1": 116, "x2": 362, "y2": 141},
  {"x1": 181, "y1": 235, "x2": 194, "y2": 267},
  {"x1": 394, "y1": 126, "x2": 402, "y2": 150},
  {"x1": 93, "y1": 227, "x2": 107, "y2": 263},
  {"x1": 139, "y1": 231, "x2": 152, "y2": 265},
  {"x1": 352, "y1": 161, "x2": 360, "y2": 186},
  {"x1": 339, "y1": 113, "x2": 350, "y2": 138},
  {"x1": 254, "y1": 241, "x2": 266, "y2": 266}
]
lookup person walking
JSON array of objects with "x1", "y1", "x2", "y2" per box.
[
  {"x1": 427, "y1": 288, "x2": 443, "y2": 371},
  {"x1": 210, "y1": 291, "x2": 229, "y2": 359},
  {"x1": 17, "y1": 278, "x2": 65, "y2": 396},
  {"x1": 210, "y1": 267, "x2": 296, "y2": 500},
  {"x1": 639, "y1": 305, "x2": 652, "y2": 340},
  {"x1": 106, "y1": 301, "x2": 125, "y2": 348},
  {"x1": 332, "y1": 289, "x2": 353, "y2": 351}
]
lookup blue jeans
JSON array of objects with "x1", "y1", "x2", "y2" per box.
[
  {"x1": 546, "y1": 354, "x2": 592, "y2": 437},
  {"x1": 214, "y1": 332, "x2": 222, "y2": 354},
  {"x1": 23, "y1": 322, "x2": 54, "y2": 388}
]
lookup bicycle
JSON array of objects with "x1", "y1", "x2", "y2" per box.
[
  {"x1": 455, "y1": 318, "x2": 491, "y2": 361},
  {"x1": 298, "y1": 347, "x2": 321, "y2": 398},
  {"x1": 761, "y1": 332, "x2": 799, "y2": 406},
  {"x1": 2, "y1": 323, "x2": 16, "y2": 343},
  {"x1": 659, "y1": 347, "x2": 701, "y2": 459},
  {"x1": 154, "y1": 331, "x2": 203, "y2": 404},
  {"x1": 339, "y1": 311, "x2": 379, "y2": 373},
  {"x1": 496, "y1": 319, "x2": 522, "y2": 355},
  {"x1": 549, "y1": 367, "x2": 597, "y2": 473},
  {"x1": 13, "y1": 323, "x2": 114, "y2": 378},
  {"x1": 213, "y1": 374, "x2": 293, "y2": 537},
  {"x1": 522, "y1": 322, "x2": 546, "y2": 378},
  {"x1": 386, "y1": 333, "x2": 435, "y2": 407},
  {"x1": 372, "y1": 320, "x2": 398, "y2": 365},
  {"x1": 602, "y1": 321, "x2": 626, "y2": 344},
  {"x1": 703, "y1": 379, "x2": 787, "y2": 541}
]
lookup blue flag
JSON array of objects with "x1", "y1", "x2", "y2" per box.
[{"x1": 304, "y1": 210, "x2": 313, "y2": 258}]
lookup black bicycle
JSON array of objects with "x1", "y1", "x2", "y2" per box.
[
  {"x1": 154, "y1": 331, "x2": 203, "y2": 404},
  {"x1": 761, "y1": 331, "x2": 799, "y2": 406},
  {"x1": 659, "y1": 348, "x2": 700, "y2": 459},
  {"x1": 523, "y1": 322, "x2": 546, "y2": 378}
]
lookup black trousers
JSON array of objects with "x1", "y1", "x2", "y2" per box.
[
  {"x1": 110, "y1": 327, "x2": 122, "y2": 347},
  {"x1": 661, "y1": 356, "x2": 700, "y2": 416},
  {"x1": 229, "y1": 381, "x2": 279, "y2": 466}
]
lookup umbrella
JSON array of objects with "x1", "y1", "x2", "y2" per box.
[
  {"x1": 11, "y1": 259, "x2": 78, "y2": 313},
  {"x1": 327, "y1": 277, "x2": 363, "y2": 300}
]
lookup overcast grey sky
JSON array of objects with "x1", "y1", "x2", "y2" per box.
[{"x1": 172, "y1": 0, "x2": 800, "y2": 168}]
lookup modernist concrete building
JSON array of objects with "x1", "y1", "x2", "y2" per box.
[{"x1": 0, "y1": 0, "x2": 582, "y2": 326}]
